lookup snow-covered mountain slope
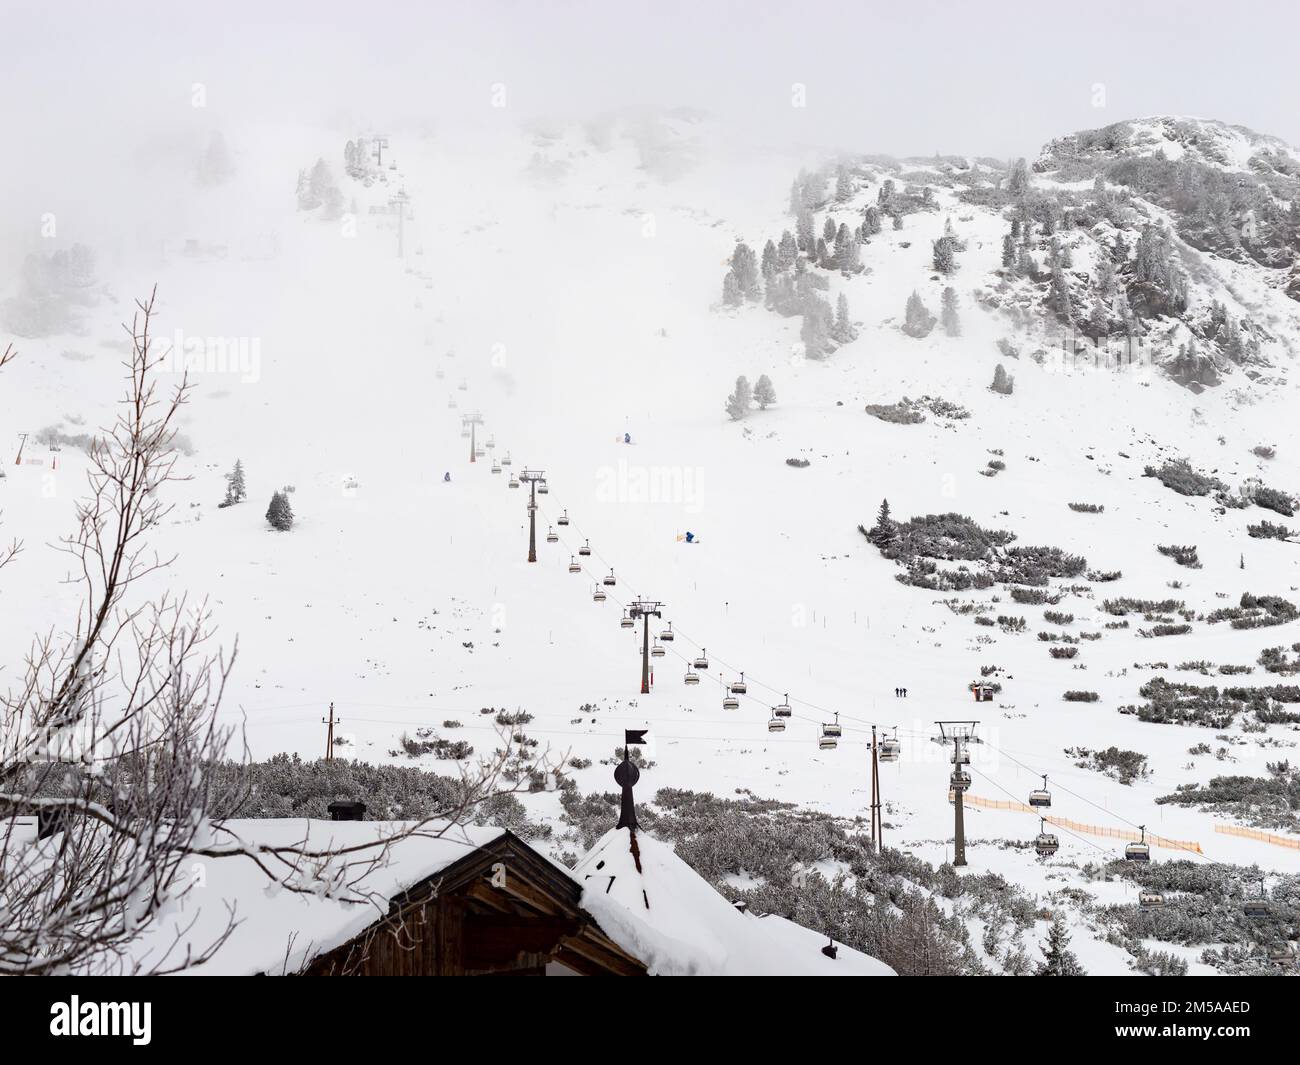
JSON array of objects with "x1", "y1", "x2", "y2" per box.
[{"x1": 3, "y1": 111, "x2": 1300, "y2": 973}]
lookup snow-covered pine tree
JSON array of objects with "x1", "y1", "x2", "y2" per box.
[
  {"x1": 1001, "y1": 233, "x2": 1015, "y2": 269},
  {"x1": 777, "y1": 231, "x2": 798, "y2": 272},
  {"x1": 266, "y1": 490, "x2": 294, "y2": 531},
  {"x1": 753, "y1": 374, "x2": 777, "y2": 409},
  {"x1": 721, "y1": 270, "x2": 742, "y2": 307},
  {"x1": 940, "y1": 287, "x2": 961, "y2": 337},
  {"x1": 823, "y1": 217, "x2": 838, "y2": 245},
  {"x1": 835, "y1": 164, "x2": 853, "y2": 203},
  {"x1": 725, "y1": 375, "x2": 752, "y2": 420},
  {"x1": 730, "y1": 243, "x2": 762, "y2": 301},
  {"x1": 991, "y1": 363, "x2": 1014, "y2": 395},
  {"x1": 867, "y1": 498, "x2": 896, "y2": 545},
  {"x1": 932, "y1": 236, "x2": 957, "y2": 274},
  {"x1": 831, "y1": 292, "x2": 858, "y2": 343},
  {"x1": 222, "y1": 459, "x2": 247, "y2": 507},
  {"x1": 863, "y1": 205, "x2": 882, "y2": 236},
  {"x1": 902, "y1": 291, "x2": 936, "y2": 338}
]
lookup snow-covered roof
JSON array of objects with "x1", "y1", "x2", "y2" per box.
[
  {"x1": 573, "y1": 827, "x2": 894, "y2": 976},
  {"x1": 115, "y1": 818, "x2": 507, "y2": 976}
]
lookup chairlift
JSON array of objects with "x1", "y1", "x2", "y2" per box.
[
  {"x1": 1139, "y1": 890, "x2": 1165, "y2": 909},
  {"x1": 1124, "y1": 825, "x2": 1151, "y2": 863},
  {"x1": 568, "y1": 558, "x2": 582, "y2": 574},
  {"x1": 722, "y1": 694, "x2": 740, "y2": 711},
  {"x1": 557, "y1": 510, "x2": 569, "y2": 526},
  {"x1": 491, "y1": 462, "x2": 502, "y2": 474},
  {"x1": 579, "y1": 540, "x2": 591, "y2": 557},
  {"x1": 602, "y1": 570, "x2": 616, "y2": 586},
  {"x1": 822, "y1": 713, "x2": 841, "y2": 738},
  {"x1": 546, "y1": 527, "x2": 558, "y2": 543},
  {"x1": 1028, "y1": 774, "x2": 1052, "y2": 809},
  {"x1": 879, "y1": 728, "x2": 900, "y2": 762},
  {"x1": 660, "y1": 623, "x2": 674, "y2": 642},
  {"x1": 537, "y1": 483, "x2": 549, "y2": 495},
  {"x1": 818, "y1": 730, "x2": 838, "y2": 750},
  {"x1": 447, "y1": 397, "x2": 457, "y2": 409},
  {"x1": 774, "y1": 694, "x2": 792, "y2": 719},
  {"x1": 435, "y1": 368, "x2": 445, "y2": 380},
  {"x1": 768, "y1": 715, "x2": 786, "y2": 733},
  {"x1": 651, "y1": 642, "x2": 666, "y2": 659},
  {"x1": 684, "y1": 670, "x2": 700, "y2": 685},
  {"x1": 951, "y1": 746, "x2": 970, "y2": 766},
  {"x1": 485, "y1": 436, "x2": 495, "y2": 450},
  {"x1": 502, "y1": 453, "x2": 512, "y2": 466},
  {"x1": 730, "y1": 672, "x2": 748, "y2": 695},
  {"x1": 458, "y1": 379, "x2": 468, "y2": 391},
  {"x1": 950, "y1": 769, "x2": 970, "y2": 789},
  {"x1": 1269, "y1": 943, "x2": 1297, "y2": 965},
  {"x1": 693, "y1": 648, "x2": 709, "y2": 670},
  {"x1": 474, "y1": 448, "x2": 485, "y2": 459},
  {"x1": 1244, "y1": 879, "x2": 1271, "y2": 920},
  {"x1": 1034, "y1": 817, "x2": 1059, "y2": 857},
  {"x1": 508, "y1": 477, "x2": 520, "y2": 489},
  {"x1": 593, "y1": 587, "x2": 607, "y2": 603},
  {"x1": 620, "y1": 612, "x2": 634, "y2": 629}
]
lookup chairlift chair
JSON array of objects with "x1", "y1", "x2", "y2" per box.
[
  {"x1": 546, "y1": 527, "x2": 558, "y2": 543},
  {"x1": 818, "y1": 732, "x2": 838, "y2": 750},
  {"x1": 620, "y1": 612, "x2": 634, "y2": 629},
  {"x1": 767, "y1": 715, "x2": 785, "y2": 733},
  {"x1": 435, "y1": 368, "x2": 445, "y2": 380},
  {"x1": 578, "y1": 541, "x2": 592, "y2": 557},
  {"x1": 822, "y1": 713, "x2": 841, "y2": 738},
  {"x1": 1244, "y1": 880, "x2": 1271, "y2": 919},
  {"x1": 568, "y1": 558, "x2": 582, "y2": 574},
  {"x1": 474, "y1": 448, "x2": 485, "y2": 459},
  {"x1": 722, "y1": 695, "x2": 740, "y2": 710},
  {"x1": 502, "y1": 453, "x2": 512, "y2": 466},
  {"x1": 508, "y1": 477, "x2": 520, "y2": 489},
  {"x1": 593, "y1": 587, "x2": 607, "y2": 603},
  {"x1": 684, "y1": 670, "x2": 700, "y2": 685},
  {"x1": 1034, "y1": 818, "x2": 1059, "y2": 857},
  {"x1": 1124, "y1": 826, "x2": 1151, "y2": 863},
  {"x1": 461, "y1": 426, "x2": 471, "y2": 438},
  {"x1": 693, "y1": 649, "x2": 709, "y2": 670},
  {"x1": 602, "y1": 570, "x2": 616, "y2": 586},
  {"x1": 660, "y1": 623, "x2": 674, "y2": 642},
  {"x1": 879, "y1": 729, "x2": 900, "y2": 762},
  {"x1": 774, "y1": 694, "x2": 792, "y2": 719},
  {"x1": 447, "y1": 397, "x2": 457, "y2": 409},
  {"x1": 537, "y1": 483, "x2": 549, "y2": 495},
  {"x1": 457, "y1": 379, "x2": 468, "y2": 391},
  {"x1": 651, "y1": 642, "x2": 665, "y2": 658},
  {"x1": 1028, "y1": 774, "x2": 1052, "y2": 809},
  {"x1": 950, "y1": 769, "x2": 970, "y2": 789},
  {"x1": 557, "y1": 510, "x2": 569, "y2": 526},
  {"x1": 730, "y1": 672, "x2": 748, "y2": 695},
  {"x1": 1139, "y1": 890, "x2": 1165, "y2": 909},
  {"x1": 491, "y1": 462, "x2": 502, "y2": 474},
  {"x1": 951, "y1": 747, "x2": 970, "y2": 766}
]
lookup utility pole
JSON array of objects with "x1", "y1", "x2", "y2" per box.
[
  {"x1": 870, "y1": 725, "x2": 882, "y2": 852},
  {"x1": 15, "y1": 432, "x2": 27, "y2": 465},
  {"x1": 520, "y1": 469, "x2": 546, "y2": 562},
  {"x1": 462, "y1": 412, "x2": 483, "y2": 463},
  {"x1": 937, "y1": 720, "x2": 978, "y2": 867},
  {"x1": 387, "y1": 188, "x2": 410, "y2": 258},
  {"x1": 323, "y1": 702, "x2": 339, "y2": 760},
  {"x1": 371, "y1": 135, "x2": 389, "y2": 168},
  {"x1": 628, "y1": 599, "x2": 663, "y2": 694}
]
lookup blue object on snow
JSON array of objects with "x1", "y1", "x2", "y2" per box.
[{"x1": 624, "y1": 432, "x2": 631, "y2": 444}]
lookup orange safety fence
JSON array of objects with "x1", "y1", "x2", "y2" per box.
[
  {"x1": 1214, "y1": 824, "x2": 1300, "y2": 851},
  {"x1": 961, "y1": 793, "x2": 1203, "y2": 854}
]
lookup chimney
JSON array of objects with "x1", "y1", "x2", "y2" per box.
[{"x1": 327, "y1": 800, "x2": 366, "y2": 822}]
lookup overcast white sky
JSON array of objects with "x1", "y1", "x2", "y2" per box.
[{"x1": 4, "y1": 0, "x2": 1298, "y2": 160}]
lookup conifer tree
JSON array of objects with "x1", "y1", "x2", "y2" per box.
[
  {"x1": 725, "y1": 375, "x2": 753, "y2": 420},
  {"x1": 867, "y1": 498, "x2": 896, "y2": 545},
  {"x1": 222, "y1": 459, "x2": 247, "y2": 507},
  {"x1": 940, "y1": 287, "x2": 961, "y2": 337},
  {"x1": 1035, "y1": 916, "x2": 1085, "y2": 976},
  {"x1": 753, "y1": 374, "x2": 777, "y2": 409},
  {"x1": 266, "y1": 490, "x2": 294, "y2": 531},
  {"x1": 902, "y1": 291, "x2": 936, "y2": 338}
]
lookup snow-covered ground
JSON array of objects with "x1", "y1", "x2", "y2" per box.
[{"x1": 4, "y1": 113, "x2": 1299, "y2": 974}]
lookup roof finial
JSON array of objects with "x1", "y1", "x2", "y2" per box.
[{"x1": 615, "y1": 729, "x2": 648, "y2": 831}]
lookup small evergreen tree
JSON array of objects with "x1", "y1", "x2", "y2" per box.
[
  {"x1": 991, "y1": 363, "x2": 1015, "y2": 395},
  {"x1": 266, "y1": 490, "x2": 294, "y2": 531},
  {"x1": 721, "y1": 270, "x2": 742, "y2": 307},
  {"x1": 1035, "y1": 916, "x2": 1085, "y2": 976},
  {"x1": 932, "y1": 236, "x2": 957, "y2": 274},
  {"x1": 725, "y1": 376, "x2": 753, "y2": 421},
  {"x1": 867, "y1": 498, "x2": 896, "y2": 545},
  {"x1": 753, "y1": 374, "x2": 777, "y2": 409},
  {"x1": 222, "y1": 459, "x2": 247, "y2": 507},
  {"x1": 835, "y1": 164, "x2": 853, "y2": 203},
  {"x1": 831, "y1": 292, "x2": 858, "y2": 343},
  {"x1": 902, "y1": 291, "x2": 936, "y2": 338},
  {"x1": 940, "y1": 287, "x2": 961, "y2": 337}
]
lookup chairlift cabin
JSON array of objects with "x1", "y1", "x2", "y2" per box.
[
  {"x1": 620, "y1": 613, "x2": 634, "y2": 629},
  {"x1": 684, "y1": 670, "x2": 700, "y2": 685},
  {"x1": 822, "y1": 713, "x2": 842, "y2": 739},
  {"x1": 537, "y1": 483, "x2": 549, "y2": 495},
  {"x1": 502, "y1": 453, "x2": 512, "y2": 466},
  {"x1": 722, "y1": 694, "x2": 740, "y2": 711},
  {"x1": 485, "y1": 436, "x2": 495, "y2": 450},
  {"x1": 578, "y1": 541, "x2": 592, "y2": 557},
  {"x1": 660, "y1": 623, "x2": 674, "y2": 642},
  {"x1": 1139, "y1": 890, "x2": 1165, "y2": 909},
  {"x1": 568, "y1": 558, "x2": 582, "y2": 574},
  {"x1": 1124, "y1": 826, "x2": 1151, "y2": 863},
  {"x1": 1244, "y1": 880, "x2": 1271, "y2": 919},
  {"x1": 593, "y1": 587, "x2": 607, "y2": 603},
  {"x1": 602, "y1": 570, "x2": 616, "y2": 586},
  {"x1": 767, "y1": 715, "x2": 786, "y2": 733},
  {"x1": 546, "y1": 527, "x2": 559, "y2": 543},
  {"x1": 818, "y1": 731, "x2": 838, "y2": 751},
  {"x1": 651, "y1": 642, "x2": 665, "y2": 659},
  {"x1": 557, "y1": 510, "x2": 569, "y2": 526},
  {"x1": 474, "y1": 448, "x2": 485, "y2": 459},
  {"x1": 693, "y1": 649, "x2": 709, "y2": 670},
  {"x1": 879, "y1": 730, "x2": 900, "y2": 763},
  {"x1": 1269, "y1": 943, "x2": 1297, "y2": 965},
  {"x1": 491, "y1": 462, "x2": 502, "y2": 474},
  {"x1": 508, "y1": 477, "x2": 520, "y2": 489},
  {"x1": 774, "y1": 695, "x2": 792, "y2": 719},
  {"x1": 950, "y1": 746, "x2": 970, "y2": 766},
  {"x1": 729, "y1": 673, "x2": 748, "y2": 695},
  {"x1": 950, "y1": 769, "x2": 970, "y2": 790},
  {"x1": 1028, "y1": 774, "x2": 1052, "y2": 809},
  {"x1": 1034, "y1": 818, "x2": 1059, "y2": 857}
]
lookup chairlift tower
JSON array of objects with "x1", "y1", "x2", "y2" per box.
[
  {"x1": 387, "y1": 187, "x2": 411, "y2": 258},
  {"x1": 371, "y1": 135, "x2": 389, "y2": 168},
  {"x1": 869, "y1": 725, "x2": 882, "y2": 852},
  {"x1": 461, "y1": 412, "x2": 483, "y2": 464},
  {"x1": 937, "y1": 720, "x2": 978, "y2": 867},
  {"x1": 519, "y1": 469, "x2": 547, "y2": 562},
  {"x1": 628, "y1": 599, "x2": 663, "y2": 695}
]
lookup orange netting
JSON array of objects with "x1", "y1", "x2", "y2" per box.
[{"x1": 1214, "y1": 824, "x2": 1300, "y2": 851}]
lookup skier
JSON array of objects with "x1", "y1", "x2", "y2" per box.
[
  {"x1": 684, "y1": 531, "x2": 695, "y2": 544},
  {"x1": 624, "y1": 431, "x2": 631, "y2": 444},
  {"x1": 443, "y1": 471, "x2": 451, "y2": 482}
]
